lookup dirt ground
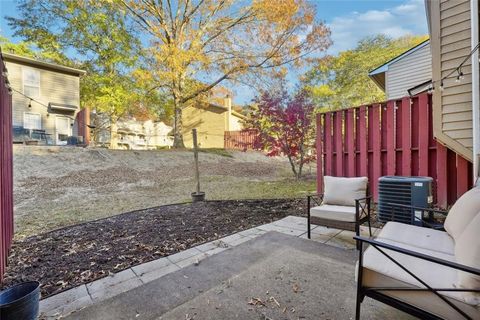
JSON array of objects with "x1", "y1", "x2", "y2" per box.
[
  {"x1": 13, "y1": 146, "x2": 316, "y2": 238},
  {"x1": 2, "y1": 199, "x2": 306, "y2": 298}
]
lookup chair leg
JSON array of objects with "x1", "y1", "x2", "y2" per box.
[
  {"x1": 307, "y1": 196, "x2": 311, "y2": 239},
  {"x1": 355, "y1": 223, "x2": 360, "y2": 250},
  {"x1": 367, "y1": 219, "x2": 372, "y2": 237},
  {"x1": 355, "y1": 293, "x2": 362, "y2": 320}
]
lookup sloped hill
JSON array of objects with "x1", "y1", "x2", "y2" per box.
[{"x1": 13, "y1": 146, "x2": 316, "y2": 238}]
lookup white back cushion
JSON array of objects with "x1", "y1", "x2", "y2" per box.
[
  {"x1": 455, "y1": 212, "x2": 480, "y2": 305},
  {"x1": 444, "y1": 187, "x2": 480, "y2": 240},
  {"x1": 323, "y1": 176, "x2": 368, "y2": 206}
]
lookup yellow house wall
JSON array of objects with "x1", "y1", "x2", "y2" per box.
[
  {"x1": 182, "y1": 105, "x2": 227, "y2": 148},
  {"x1": 229, "y1": 114, "x2": 244, "y2": 131}
]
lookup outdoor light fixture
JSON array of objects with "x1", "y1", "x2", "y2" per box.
[
  {"x1": 439, "y1": 81, "x2": 444, "y2": 91},
  {"x1": 28, "y1": 99, "x2": 32, "y2": 109},
  {"x1": 456, "y1": 69, "x2": 465, "y2": 82}
]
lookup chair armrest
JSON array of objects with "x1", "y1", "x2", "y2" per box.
[
  {"x1": 306, "y1": 193, "x2": 324, "y2": 199},
  {"x1": 355, "y1": 196, "x2": 372, "y2": 222},
  {"x1": 307, "y1": 193, "x2": 324, "y2": 209},
  {"x1": 355, "y1": 195, "x2": 373, "y2": 202},
  {"x1": 354, "y1": 236, "x2": 480, "y2": 276}
]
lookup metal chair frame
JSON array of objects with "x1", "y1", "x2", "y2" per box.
[{"x1": 354, "y1": 204, "x2": 480, "y2": 320}]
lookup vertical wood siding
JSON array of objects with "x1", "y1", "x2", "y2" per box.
[
  {"x1": 0, "y1": 55, "x2": 14, "y2": 282},
  {"x1": 317, "y1": 93, "x2": 473, "y2": 208}
]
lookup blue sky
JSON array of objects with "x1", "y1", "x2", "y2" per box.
[{"x1": 0, "y1": 0, "x2": 428, "y2": 104}]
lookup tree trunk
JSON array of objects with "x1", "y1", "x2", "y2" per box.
[
  {"x1": 173, "y1": 93, "x2": 185, "y2": 148},
  {"x1": 173, "y1": 107, "x2": 185, "y2": 148},
  {"x1": 286, "y1": 154, "x2": 298, "y2": 178},
  {"x1": 297, "y1": 162, "x2": 303, "y2": 179}
]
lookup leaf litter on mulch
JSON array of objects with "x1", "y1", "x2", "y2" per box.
[{"x1": 1, "y1": 198, "x2": 306, "y2": 298}]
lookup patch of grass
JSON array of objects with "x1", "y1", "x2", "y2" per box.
[
  {"x1": 204, "y1": 177, "x2": 317, "y2": 200},
  {"x1": 197, "y1": 148, "x2": 234, "y2": 158}
]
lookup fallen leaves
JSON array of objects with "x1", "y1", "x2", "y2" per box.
[
  {"x1": 292, "y1": 283, "x2": 300, "y2": 293},
  {"x1": 248, "y1": 297, "x2": 267, "y2": 307},
  {"x1": 1, "y1": 199, "x2": 305, "y2": 298}
]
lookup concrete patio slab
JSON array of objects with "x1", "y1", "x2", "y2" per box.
[
  {"x1": 40, "y1": 284, "x2": 92, "y2": 319},
  {"x1": 40, "y1": 216, "x2": 383, "y2": 319},
  {"x1": 166, "y1": 247, "x2": 203, "y2": 264},
  {"x1": 63, "y1": 231, "x2": 410, "y2": 320},
  {"x1": 86, "y1": 269, "x2": 143, "y2": 302},
  {"x1": 131, "y1": 257, "x2": 172, "y2": 276},
  {"x1": 256, "y1": 223, "x2": 305, "y2": 236},
  {"x1": 136, "y1": 264, "x2": 180, "y2": 284}
]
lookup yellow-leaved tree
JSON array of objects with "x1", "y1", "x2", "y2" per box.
[{"x1": 117, "y1": 0, "x2": 331, "y2": 147}]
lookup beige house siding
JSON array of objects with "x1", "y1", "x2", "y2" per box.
[
  {"x1": 183, "y1": 104, "x2": 227, "y2": 148},
  {"x1": 5, "y1": 56, "x2": 82, "y2": 145},
  {"x1": 229, "y1": 114, "x2": 243, "y2": 131},
  {"x1": 386, "y1": 42, "x2": 432, "y2": 100},
  {"x1": 182, "y1": 99, "x2": 245, "y2": 149},
  {"x1": 430, "y1": 0, "x2": 474, "y2": 161}
]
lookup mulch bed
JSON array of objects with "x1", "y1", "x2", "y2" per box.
[{"x1": 1, "y1": 198, "x2": 306, "y2": 298}]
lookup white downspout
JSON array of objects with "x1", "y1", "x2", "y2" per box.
[{"x1": 471, "y1": 0, "x2": 479, "y2": 185}]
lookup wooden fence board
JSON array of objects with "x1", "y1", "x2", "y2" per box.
[
  {"x1": 334, "y1": 111, "x2": 344, "y2": 176},
  {"x1": 345, "y1": 110, "x2": 355, "y2": 177},
  {"x1": 316, "y1": 114, "x2": 323, "y2": 193},
  {"x1": 316, "y1": 93, "x2": 473, "y2": 208},
  {"x1": 358, "y1": 106, "x2": 368, "y2": 177},
  {"x1": 386, "y1": 101, "x2": 396, "y2": 175},
  {"x1": 324, "y1": 113, "x2": 333, "y2": 176},
  {"x1": 372, "y1": 104, "x2": 382, "y2": 199},
  {"x1": 0, "y1": 52, "x2": 14, "y2": 282}
]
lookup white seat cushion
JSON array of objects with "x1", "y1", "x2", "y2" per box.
[
  {"x1": 361, "y1": 239, "x2": 480, "y2": 319},
  {"x1": 323, "y1": 176, "x2": 368, "y2": 206},
  {"x1": 444, "y1": 187, "x2": 480, "y2": 241},
  {"x1": 377, "y1": 222, "x2": 454, "y2": 255},
  {"x1": 310, "y1": 204, "x2": 356, "y2": 222},
  {"x1": 455, "y1": 212, "x2": 480, "y2": 305}
]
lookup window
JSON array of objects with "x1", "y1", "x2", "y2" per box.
[
  {"x1": 23, "y1": 68, "x2": 40, "y2": 98},
  {"x1": 23, "y1": 112, "x2": 42, "y2": 130},
  {"x1": 55, "y1": 116, "x2": 71, "y2": 145}
]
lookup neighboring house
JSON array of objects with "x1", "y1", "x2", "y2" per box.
[
  {"x1": 425, "y1": 0, "x2": 479, "y2": 177},
  {"x1": 182, "y1": 94, "x2": 246, "y2": 148},
  {"x1": 3, "y1": 53, "x2": 86, "y2": 145},
  {"x1": 94, "y1": 113, "x2": 173, "y2": 150},
  {"x1": 369, "y1": 39, "x2": 432, "y2": 100}
]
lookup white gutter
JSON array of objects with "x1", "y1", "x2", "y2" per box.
[{"x1": 471, "y1": 0, "x2": 480, "y2": 185}]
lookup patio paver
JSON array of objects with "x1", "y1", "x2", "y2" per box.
[
  {"x1": 86, "y1": 269, "x2": 143, "y2": 302},
  {"x1": 62, "y1": 231, "x2": 411, "y2": 320},
  {"x1": 39, "y1": 216, "x2": 381, "y2": 319}
]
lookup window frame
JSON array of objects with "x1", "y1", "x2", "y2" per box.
[
  {"x1": 22, "y1": 67, "x2": 41, "y2": 98},
  {"x1": 23, "y1": 112, "x2": 42, "y2": 130}
]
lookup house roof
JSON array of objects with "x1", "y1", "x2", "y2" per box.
[
  {"x1": 368, "y1": 39, "x2": 430, "y2": 91},
  {"x1": 208, "y1": 102, "x2": 247, "y2": 120},
  {"x1": 2, "y1": 52, "x2": 86, "y2": 76}
]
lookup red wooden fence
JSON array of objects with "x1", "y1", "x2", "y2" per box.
[
  {"x1": 0, "y1": 51, "x2": 14, "y2": 282},
  {"x1": 224, "y1": 130, "x2": 256, "y2": 150},
  {"x1": 316, "y1": 93, "x2": 473, "y2": 209}
]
